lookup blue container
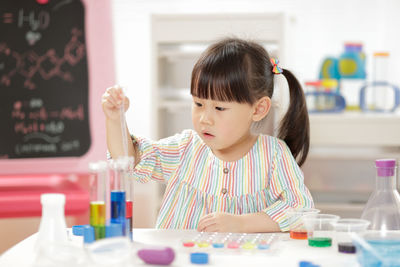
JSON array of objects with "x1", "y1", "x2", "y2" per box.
[
  {"x1": 305, "y1": 91, "x2": 346, "y2": 113},
  {"x1": 354, "y1": 232, "x2": 400, "y2": 267},
  {"x1": 319, "y1": 57, "x2": 340, "y2": 80},
  {"x1": 359, "y1": 81, "x2": 400, "y2": 112},
  {"x1": 338, "y1": 43, "x2": 366, "y2": 79}
]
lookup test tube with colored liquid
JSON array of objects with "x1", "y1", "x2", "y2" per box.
[
  {"x1": 109, "y1": 157, "x2": 129, "y2": 236},
  {"x1": 89, "y1": 161, "x2": 108, "y2": 240},
  {"x1": 124, "y1": 159, "x2": 134, "y2": 239}
]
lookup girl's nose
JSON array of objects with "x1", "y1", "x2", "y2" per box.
[{"x1": 199, "y1": 111, "x2": 213, "y2": 125}]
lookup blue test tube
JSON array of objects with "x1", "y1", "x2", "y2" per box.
[{"x1": 109, "y1": 157, "x2": 129, "y2": 236}]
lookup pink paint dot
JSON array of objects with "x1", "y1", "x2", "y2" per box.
[
  {"x1": 14, "y1": 101, "x2": 22, "y2": 110},
  {"x1": 182, "y1": 241, "x2": 195, "y2": 247},
  {"x1": 227, "y1": 241, "x2": 239, "y2": 249},
  {"x1": 36, "y1": 0, "x2": 49, "y2": 4}
]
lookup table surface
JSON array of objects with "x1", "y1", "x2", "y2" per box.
[{"x1": 0, "y1": 229, "x2": 360, "y2": 267}]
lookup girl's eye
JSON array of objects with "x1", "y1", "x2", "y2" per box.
[
  {"x1": 195, "y1": 102, "x2": 202, "y2": 107},
  {"x1": 215, "y1": 107, "x2": 226, "y2": 111}
]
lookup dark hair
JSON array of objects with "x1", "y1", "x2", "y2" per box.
[{"x1": 190, "y1": 38, "x2": 310, "y2": 166}]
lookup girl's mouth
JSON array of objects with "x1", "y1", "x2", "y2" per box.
[{"x1": 202, "y1": 132, "x2": 214, "y2": 139}]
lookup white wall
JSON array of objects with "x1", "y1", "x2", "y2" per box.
[{"x1": 111, "y1": 0, "x2": 400, "y2": 137}]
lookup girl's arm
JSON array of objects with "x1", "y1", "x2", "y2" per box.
[
  {"x1": 197, "y1": 212, "x2": 280, "y2": 233},
  {"x1": 102, "y1": 86, "x2": 138, "y2": 163},
  {"x1": 106, "y1": 118, "x2": 137, "y2": 161},
  {"x1": 240, "y1": 212, "x2": 280, "y2": 232}
]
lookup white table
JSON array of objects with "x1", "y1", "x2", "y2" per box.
[{"x1": 0, "y1": 229, "x2": 360, "y2": 267}]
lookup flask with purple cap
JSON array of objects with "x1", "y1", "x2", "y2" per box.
[{"x1": 361, "y1": 159, "x2": 400, "y2": 230}]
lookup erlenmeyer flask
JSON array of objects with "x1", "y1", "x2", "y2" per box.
[
  {"x1": 35, "y1": 193, "x2": 68, "y2": 250},
  {"x1": 361, "y1": 159, "x2": 400, "y2": 230}
]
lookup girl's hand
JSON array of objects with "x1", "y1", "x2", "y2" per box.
[
  {"x1": 101, "y1": 85, "x2": 130, "y2": 121},
  {"x1": 197, "y1": 212, "x2": 244, "y2": 232}
]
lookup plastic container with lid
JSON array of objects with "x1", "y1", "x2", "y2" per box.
[
  {"x1": 305, "y1": 80, "x2": 345, "y2": 113},
  {"x1": 361, "y1": 159, "x2": 400, "y2": 230},
  {"x1": 359, "y1": 52, "x2": 400, "y2": 112},
  {"x1": 338, "y1": 43, "x2": 367, "y2": 111},
  {"x1": 338, "y1": 42, "x2": 366, "y2": 79}
]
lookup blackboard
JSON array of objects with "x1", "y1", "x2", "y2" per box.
[{"x1": 0, "y1": 0, "x2": 90, "y2": 159}]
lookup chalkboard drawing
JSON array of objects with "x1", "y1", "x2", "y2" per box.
[
  {"x1": 1, "y1": 28, "x2": 83, "y2": 90},
  {"x1": 0, "y1": 0, "x2": 91, "y2": 159}
]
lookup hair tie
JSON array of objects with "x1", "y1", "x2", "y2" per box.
[{"x1": 270, "y1": 58, "x2": 283, "y2": 74}]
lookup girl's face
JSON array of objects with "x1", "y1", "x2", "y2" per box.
[{"x1": 191, "y1": 96, "x2": 258, "y2": 160}]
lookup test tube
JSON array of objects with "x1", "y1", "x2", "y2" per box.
[
  {"x1": 124, "y1": 157, "x2": 135, "y2": 239},
  {"x1": 89, "y1": 161, "x2": 108, "y2": 240},
  {"x1": 119, "y1": 87, "x2": 129, "y2": 157},
  {"x1": 109, "y1": 157, "x2": 129, "y2": 235}
]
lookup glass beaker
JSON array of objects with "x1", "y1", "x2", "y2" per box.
[
  {"x1": 303, "y1": 214, "x2": 340, "y2": 247},
  {"x1": 286, "y1": 207, "x2": 320, "y2": 240},
  {"x1": 332, "y1": 218, "x2": 370, "y2": 254},
  {"x1": 361, "y1": 159, "x2": 400, "y2": 230}
]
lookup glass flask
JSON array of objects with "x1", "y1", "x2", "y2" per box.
[
  {"x1": 361, "y1": 159, "x2": 400, "y2": 230},
  {"x1": 35, "y1": 193, "x2": 68, "y2": 250}
]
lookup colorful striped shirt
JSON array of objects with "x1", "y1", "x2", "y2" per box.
[{"x1": 129, "y1": 129, "x2": 313, "y2": 231}]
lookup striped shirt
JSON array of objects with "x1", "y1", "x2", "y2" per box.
[{"x1": 129, "y1": 129, "x2": 313, "y2": 231}]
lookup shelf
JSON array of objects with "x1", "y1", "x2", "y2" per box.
[
  {"x1": 309, "y1": 112, "x2": 400, "y2": 147},
  {"x1": 159, "y1": 99, "x2": 192, "y2": 112},
  {"x1": 159, "y1": 88, "x2": 191, "y2": 100},
  {"x1": 158, "y1": 43, "x2": 279, "y2": 60},
  {"x1": 308, "y1": 146, "x2": 400, "y2": 160},
  {"x1": 158, "y1": 44, "x2": 208, "y2": 60}
]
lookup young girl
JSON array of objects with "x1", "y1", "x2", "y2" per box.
[{"x1": 102, "y1": 38, "x2": 314, "y2": 233}]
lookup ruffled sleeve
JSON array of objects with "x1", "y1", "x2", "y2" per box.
[
  {"x1": 128, "y1": 129, "x2": 193, "y2": 183},
  {"x1": 263, "y1": 139, "x2": 314, "y2": 231}
]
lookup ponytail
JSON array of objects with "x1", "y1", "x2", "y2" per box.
[{"x1": 278, "y1": 69, "x2": 310, "y2": 166}]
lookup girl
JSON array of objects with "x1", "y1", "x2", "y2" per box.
[{"x1": 102, "y1": 38, "x2": 314, "y2": 233}]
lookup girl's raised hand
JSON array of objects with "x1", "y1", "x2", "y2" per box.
[
  {"x1": 102, "y1": 85, "x2": 130, "y2": 121},
  {"x1": 197, "y1": 212, "x2": 244, "y2": 233}
]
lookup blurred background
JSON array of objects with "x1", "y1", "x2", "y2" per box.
[
  {"x1": 116, "y1": 0, "x2": 400, "y2": 227},
  {"x1": 1, "y1": 0, "x2": 400, "y2": 254}
]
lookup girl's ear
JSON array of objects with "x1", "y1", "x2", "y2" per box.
[{"x1": 252, "y1": 96, "x2": 271, "y2": 121}]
